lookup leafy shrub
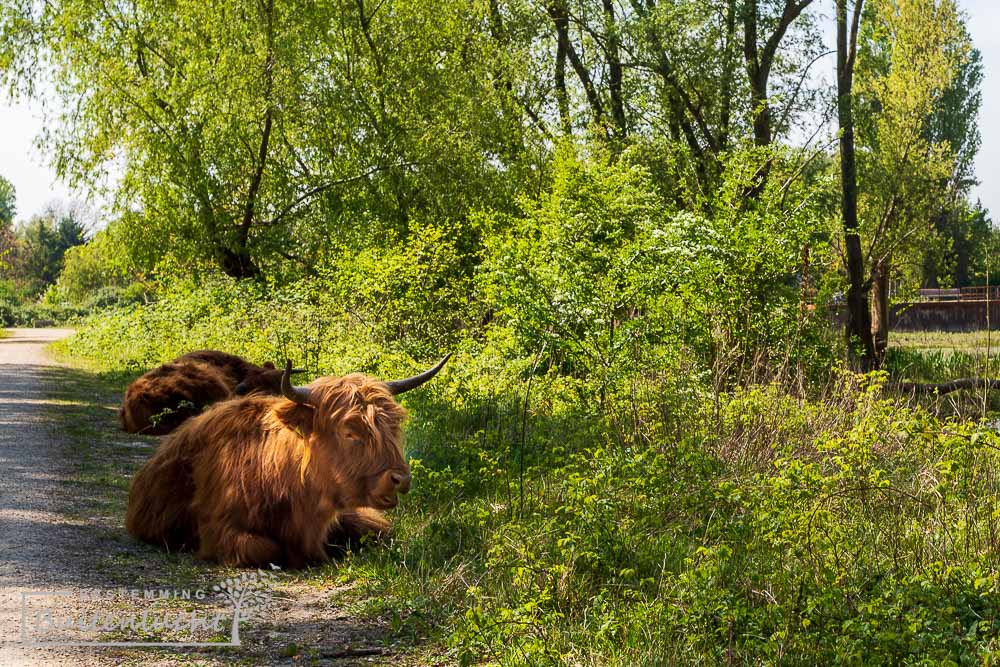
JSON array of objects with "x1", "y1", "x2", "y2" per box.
[
  {"x1": 50, "y1": 225, "x2": 134, "y2": 305},
  {"x1": 481, "y1": 146, "x2": 837, "y2": 403}
]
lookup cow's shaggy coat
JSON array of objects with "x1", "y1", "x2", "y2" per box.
[
  {"x1": 125, "y1": 374, "x2": 409, "y2": 568},
  {"x1": 119, "y1": 351, "x2": 287, "y2": 435},
  {"x1": 175, "y1": 350, "x2": 284, "y2": 395},
  {"x1": 119, "y1": 361, "x2": 231, "y2": 436}
]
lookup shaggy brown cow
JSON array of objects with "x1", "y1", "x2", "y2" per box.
[
  {"x1": 125, "y1": 355, "x2": 450, "y2": 568},
  {"x1": 119, "y1": 351, "x2": 302, "y2": 435}
]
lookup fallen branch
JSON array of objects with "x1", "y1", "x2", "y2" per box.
[{"x1": 896, "y1": 378, "x2": 1000, "y2": 395}]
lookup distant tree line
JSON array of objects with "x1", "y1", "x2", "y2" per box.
[{"x1": 0, "y1": 175, "x2": 88, "y2": 300}]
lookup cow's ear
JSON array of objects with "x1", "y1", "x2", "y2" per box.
[
  {"x1": 273, "y1": 401, "x2": 314, "y2": 436},
  {"x1": 263, "y1": 361, "x2": 276, "y2": 369}
]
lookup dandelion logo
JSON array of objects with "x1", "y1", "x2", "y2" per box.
[{"x1": 212, "y1": 568, "x2": 279, "y2": 645}]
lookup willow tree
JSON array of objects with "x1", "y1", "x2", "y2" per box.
[{"x1": 0, "y1": 0, "x2": 537, "y2": 279}]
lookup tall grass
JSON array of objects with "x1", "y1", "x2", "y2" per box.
[{"x1": 884, "y1": 347, "x2": 989, "y2": 382}]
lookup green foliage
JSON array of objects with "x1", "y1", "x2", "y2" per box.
[
  {"x1": 12, "y1": 204, "x2": 88, "y2": 295},
  {"x1": 65, "y1": 298, "x2": 1000, "y2": 665},
  {"x1": 482, "y1": 147, "x2": 669, "y2": 382},
  {"x1": 855, "y1": 0, "x2": 971, "y2": 290},
  {"x1": 483, "y1": 146, "x2": 837, "y2": 392},
  {"x1": 49, "y1": 223, "x2": 138, "y2": 306},
  {"x1": 56, "y1": 266, "x2": 1000, "y2": 664},
  {"x1": 319, "y1": 219, "x2": 484, "y2": 357},
  {"x1": 1, "y1": 0, "x2": 538, "y2": 279},
  {"x1": 0, "y1": 174, "x2": 14, "y2": 225}
]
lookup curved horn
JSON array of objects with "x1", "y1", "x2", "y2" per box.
[
  {"x1": 281, "y1": 360, "x2": 312, "y2": 404},
  {"x1": 384, "y1": 353, "x2": 452, "y2": 396}
]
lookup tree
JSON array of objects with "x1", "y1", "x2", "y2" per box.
[
  {"x1": 13, "y1": 202, "x2": 88, "y2": 294},
  {"x1": 542, "y1": 1, "x2": 823, "y2": 187},
  {"x1": 836, "y1": 0, "x2": 874, "y2": 369},
  {"x1": 920, "y1": 35, "x2": 984, "y2": 288},
  {"x1": 834, "y1": 0, "x2": 971, "y2": 369},
  {"x1": 0, "y1": 176, "x2": 15, "y2": 277},
  {"x1": 922, "y1": 202, "x2": 991, "y2": 289},
  {"x1": 1, "y1": 0, "x2": 537, "y2": 280},
  {"x1": 0, "y1": 175, "x2": 14, "y2": 226},
  {"x1": 855, "y1": 0, "x2": 968, "y2": 364},
  {"x1": 743, "y1": 0, "x2": 818, "y2": 148}
]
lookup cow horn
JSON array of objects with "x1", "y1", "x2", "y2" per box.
[
  {"x1": 281, "y1": 361, "x2": 312, "y2": 404},
  {"x1": 384, "y1": 353, "x2": 452, "y2": 395}
]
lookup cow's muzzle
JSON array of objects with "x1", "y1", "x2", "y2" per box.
[{"x1": 370, "y1": 467, "x2": 412, "y2": 509}]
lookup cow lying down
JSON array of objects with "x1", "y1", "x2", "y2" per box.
[
  {"x1": 120, "y1": 350, "x2": 304, "y2": 435},
  {"x1": 125, "y1": 355, "x2": 450, "y2": 568}
]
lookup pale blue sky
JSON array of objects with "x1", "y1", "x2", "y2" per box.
[
  {"x1": 961, "y1": 0, "x2": 1000, "y2": 220},
  {"x1": 0, "y1": 0, "x2": 998, "y2": 223}
]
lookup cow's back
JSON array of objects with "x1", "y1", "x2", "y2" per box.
[
  {"x1": 120, "y1": 361, "x2": 231, "y2": 435},
  {"x1": 175, "y1": 350, "x2": 258, "y2": 388}
]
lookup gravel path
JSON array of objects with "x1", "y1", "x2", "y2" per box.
[
  {"x1": 0, "y1": 328, "x2": 110, "y2": 667},
  {"x1": 0, "y1": 329, "x2": 411, "y2": 666}
]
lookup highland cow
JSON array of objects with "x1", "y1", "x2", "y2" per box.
[
  {"x1": 119, "y1": 350, "x2": 302, "y2": 435},
  {"x1": 125, "y1": 355, "x2": 450, "y2": 568}
]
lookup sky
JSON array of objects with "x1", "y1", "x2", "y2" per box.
[
  {"x1": 1, "y1": 0, "x2": 999, "y2": 223},
  {"x1": 963, "y1": 0, "x2": 1000, "y2": 220},
  {"x1": 0, "y1": 97, "x2": 74, "y2": 222}
]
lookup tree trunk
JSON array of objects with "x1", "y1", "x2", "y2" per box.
[
  {"x1": 553, "y1": 3, "x2": 572, "y2": 136},
  {"x1": 546, "y1": 1, "x2": 606, "y2": 131},
  {"x1": 799, "y1": 242, "x2": 811, "y2": 320},
  {"x1": 897, "y1": 378, "x2": 1000, "y2": 395},
  {"x1": 836, "y1": 0, "x2": 875, "y2": 370},
  {"x1": 743, "y1": 0, "x2": 772, "y2": 147},
  {"x1": 601, "y1": 0, "x2": 628, "y2": 140},
  {"x1": 870, "y1": 256, "x2": 890, "y2": 367}
]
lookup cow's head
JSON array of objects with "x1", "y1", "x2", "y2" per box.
[
  {"x1": 276, "y1": 355, "x2": 450, "y2": 510},
  {"x1": 233, "y1": 362, "x2": 305, "y2": 396}
]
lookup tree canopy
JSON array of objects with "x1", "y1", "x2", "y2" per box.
[{"x1": 0, "y1": 0, "x2": 990, "y2": 368}]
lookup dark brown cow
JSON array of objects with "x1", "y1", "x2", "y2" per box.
[
  {"x1": 125, "y1": 355, "x2": 450, "y2": 568},
  {"x1": 119, "y1": 350, "x2": 301, "y2": 435}
]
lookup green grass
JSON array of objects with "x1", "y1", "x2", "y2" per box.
[
  {"x1": 886, "y1": 330, "x2": 997, "y2": 384},
  {"x1": 43, "y1": 279, "x2": 1000, "y2": 664},
  {"x1": 891, "y1": 330, "x2": 1000, "y2": 354}
]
